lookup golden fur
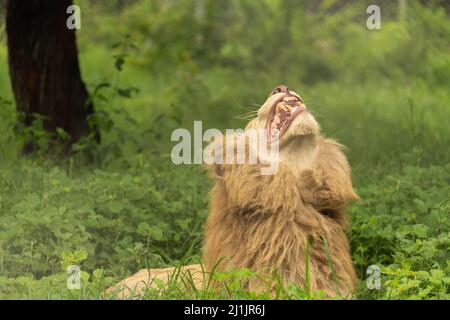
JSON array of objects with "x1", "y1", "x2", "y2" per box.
[
  {"x1": 203, "y1": 137, "x2": 359, "y2": 297},
  {"x1": 108, "y1": 86, "x2": 359, "y2": 298},
  {"x1": 203, "y1": 88, "x2": 359, "y2": 297},
  {"x1": 107, "y1": 264, "x2": 204, "y2": 299}
]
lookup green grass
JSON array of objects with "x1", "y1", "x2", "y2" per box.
[{"x1": 0, "y1": 1, "x2": 449, "y2": 300}]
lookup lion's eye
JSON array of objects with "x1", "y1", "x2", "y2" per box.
[{"x1": 320, "y1": 209, "x2": 335, "y2": 217}]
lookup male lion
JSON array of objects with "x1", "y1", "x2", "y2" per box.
[{"x1": 108, "y1": 85, "x2": 359, "y2": 299}]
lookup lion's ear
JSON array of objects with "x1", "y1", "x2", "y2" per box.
[
  {"x1": 203, "y1": 162, "x2": 224, "y2": 178},
  {"x1": 335, "y1": 185, "x2": 360, "y2": 206},
  {"x1": 315, "y1": 170, "x2": 360, "y2": 208},
  {"x1": 347, "y1": 189, "x2": 361, "y2": 202},
  {"x1": 310, "y1": 138, "x2": 361, "y2": 206},
  {"x1": 203, "y1": 135, "x2": 225, "y2": 178},
  {"x1": 299, "y1": 159, "x2": 360, "y2": 208},
  {"x1": 213, "y1": 164, "x2": 224, "y2": 177}
]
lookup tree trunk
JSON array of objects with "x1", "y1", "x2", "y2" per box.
[{"x1": 6, "y1": 0, "x2": 99, "y2": 154}]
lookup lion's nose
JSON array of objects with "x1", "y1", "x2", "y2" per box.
[{"x1": 271, "y1": 84, "x2": 290, "y2": 96}]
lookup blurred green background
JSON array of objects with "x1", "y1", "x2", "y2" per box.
[{"x1": 0, "y1": 0, "x2": 448, "y2": 299}]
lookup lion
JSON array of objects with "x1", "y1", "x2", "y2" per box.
[{"x1": 107, "y1": 85, "x2": 359, "y2": 299}]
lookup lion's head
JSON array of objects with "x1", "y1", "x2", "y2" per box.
[{"x1": 246, "y1": 85, "x2": 320, "y2": 147}]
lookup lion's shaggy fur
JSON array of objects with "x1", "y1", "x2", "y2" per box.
[
  {"x1": 108, "y1": 87, "x2": 359, "y2": 299},
  {"x1": 203, "y1": 135, "x2": 359, "y2": 297}
]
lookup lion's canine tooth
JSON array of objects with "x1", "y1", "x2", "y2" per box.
[{"x1": 277, "y1": 103, "x2": 287, "y2": 112}]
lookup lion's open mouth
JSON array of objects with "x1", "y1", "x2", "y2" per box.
[{"x1": 267, "y1": 94, "x2": 308, "y2": 142}]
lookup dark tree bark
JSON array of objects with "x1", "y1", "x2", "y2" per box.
[{"x1": 6, "y1": 0, "x2": 99, "y2": 154}]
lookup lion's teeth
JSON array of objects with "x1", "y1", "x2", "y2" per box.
[{"x1": 277, "y1": 104, "x2": 287, "y2": 112}]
